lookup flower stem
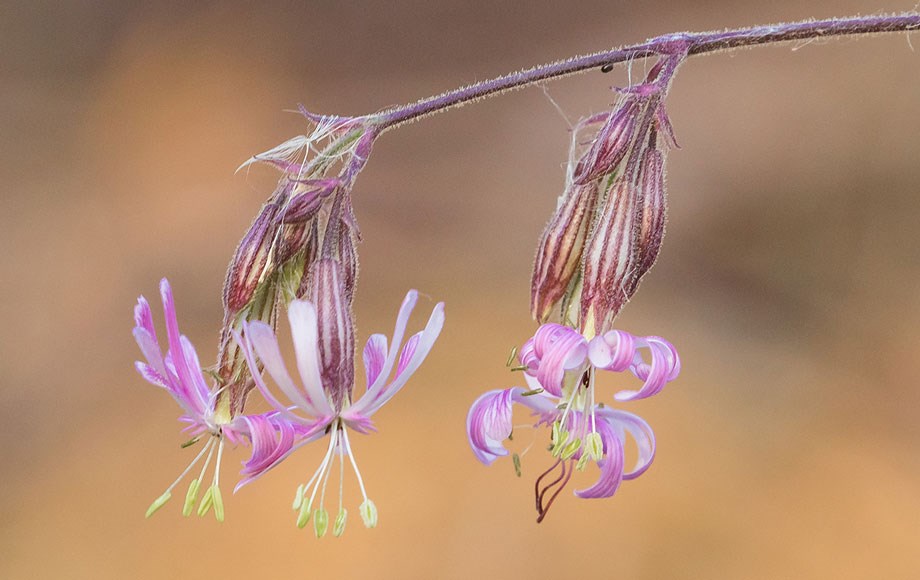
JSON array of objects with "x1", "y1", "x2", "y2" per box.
[{"x1": 378, "y1": 14, "x2": 920, "y2": 131}]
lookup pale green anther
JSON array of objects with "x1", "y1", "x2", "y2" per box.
[
  {"x1": 561, "y1": 437, "x2": 582, "y2": 460},
  {"x1": 197, "y1": 486, "x2": 214, "y2": 517},
  {"x1": 505, "y1": 346, "x2": 518, "y2": 367},
  {"x1": 509, "y1": 365, "x2": 528, "y2": 372},
  {"x1": 292, "y1": 484, "x2": 305, "y2": 511},
  {"x1": 512, "y1": 453, "x2": 522, "y2": 477},
  {"x1": 551, "y1": 424, "x2": 570, "y2": 457},
  {"x1": 180, "y1": 436, "x2": 201, "y2": 449},
  {"x1": 521, "y1": 388, "x2": 544, "y2": 396},
  {"x1": 575, "y1": 454, "x2": 591, "y2": 471},
  {"x1": 182, "y1": 479, "x2": 201, "y2": 517},
  {"x1": 333, "y1": 509, "x2": 348, "y2": 537},
  {"x1": 145, "y1": 492, "x2": 171, "y2": 519},
  {"x1": 313, "y1": 508, "x2": 329, "y2": 538},
  {"x1": 359, "y1": 499, "x2": 378, "y2": 528},
  {"x1": 296, "y1": 498, "x2": 312, "y2": 529},
  {"x1": 211, "y1": 486, "x2": 225, "y2": 523},
  {"x1": 585, "y1": 432, "x2": 604, "y2": 461}
]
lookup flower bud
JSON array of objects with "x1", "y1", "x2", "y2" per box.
[
  {"x1": 579, "y1": 179, "x2": 640, "y2": 335},
  {"x1": 572, "y1": 99, "x2": 639, "y2": 186},
  {"x1": 627, "y1": 148, "x2": 667, "y2": 297},
  {"x1": 531, "y1": 182, "x2": 598, "y2": 322},
  {"x1": 280, "y1": 178, "x2": 340, "y2": 223},
  {"x1": 222, "y1": 203, "x2": 279, "y2": 315},
  {"x1": 309, "y1": 259, "x2": 355, "y2": 409}
]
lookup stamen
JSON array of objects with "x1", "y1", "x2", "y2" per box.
[
  {"x1": 147, "y1": 437, "x2": 214, "y2": 518},
  {"x1": 505, "y1": 346, "x2": 518, "y2": 367},
  {"x1": 333, "y1": 508, "x2": 348, "y2": 537},
  {"x1": 340, "y1": 427, "x2": 369, "y2": 503},
  {"x1": 313, "y1": 507, "x2": 329, "y2": 538},
  {"x1": 304, "y1": 427, "x2": 340, "y2": 519},
  {"x1": 292, "y1": 483, "x2": 305, "y2": 511},
  {"x1": 342, "y1": 426, "x2": 379, "y2": 529}
]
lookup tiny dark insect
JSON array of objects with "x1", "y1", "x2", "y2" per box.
[{"x1": 601, "y1": 63, "x2": 614, "y2": 73}]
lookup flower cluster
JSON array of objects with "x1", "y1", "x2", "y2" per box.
[
  {"x1": 137, "y1": 51, "x2": 687, "y2": 534},
  {"x1": 468, "y1": 56, "x2": 685, "y2": 520},
  {"x1": 134, "y1": 109, "x2": 445, "y2": 537},
  {"x1": 218, "y1": 109, "x2": 380, "y2": 414}
]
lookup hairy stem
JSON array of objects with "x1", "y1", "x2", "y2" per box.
[{"x1": 378, "y1": 14, "x2": 920, "y2": 130}]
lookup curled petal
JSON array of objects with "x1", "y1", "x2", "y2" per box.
[
  {"x1": 527, "y1": 324, "x2": 588, "y2": 396},
  {"x1": 615, "y1": 335, "x2": 680, "y2": 402},
  {"x1": 587, "y1": 330, "x2": 635, "y2": 372},
  {"x1": 600, "y1": 408, "x2": 656, "y2": 480},
  {"x1": 467, "y1": 389, "x2": 516, "y2": 465},
  {"x1": 238, "y1": 414, "x2": 296, "y2": 480},
  {"x1": 575, "y1": 418, "x2": 624, "y2": 499},
  {"x1": 466, "y1": 387, "x2": 560, "y2": 466},
  {"x1": 234, "y1": 416, "x2": 329, "y2": 492}
]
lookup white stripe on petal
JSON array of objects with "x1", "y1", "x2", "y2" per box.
[
  {"x1": 247, "y1": 320, "x2": 325, "y2": 416},
  {"x1": 287, "y1": 300, "x2": 335, "y2": 417}
]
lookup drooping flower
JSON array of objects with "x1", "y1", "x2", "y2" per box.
[
  {"x1": 234, "y1": 259, "x2": 444, "y2": 537},
  {"x1": 217, "y1": 110, "x2": 379, "y2": 414},
  {"x1": 133, "y1": 278, "x2": 250, "y2": 521},
  {"x1": 467, "y1": 323, "x2": 679, "y2": 521}
]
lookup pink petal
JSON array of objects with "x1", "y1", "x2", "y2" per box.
[
  {"x1": 350, "y1": 301, "x2": 444, "y2": 417},
  {"x1": 133, "y1": 296, "x2": 156, "y2": 338},
  {"x1": 588, "y1": 330, "x2": 635, "y2": 372},
  {"x1": 239, "y1": 414, "x2": 296, "y2": 477},
  {"x1": 234, "y1": 417, "x2": 330, "y2": 492},
  {"x1": 532, "y1": 324, "x2": 588, "y2": 396},
  {"x1": 600, "y1": 408, "x2": 656, "y2": 480},
  {"x1": 158, "y1": 279, "x2": 197, "y2": 406},
  {"x1": 466, "y1": 389, "x2": 515, "y2": 465},
  {"x1": 365, "y1": 290, "x2": 418, "y2": 395},
  {"x1": 615, "y1": 335, "x2": 680, "y2": 402},
  {"x1": 134, "y1": 361, "x2": 167, "y2": 388},
  {"x1": 575, "y1": 418, "x2": 624, "y2": 499},
  {"x1": 395, "y1": 332, "x2": 421, "y2": 379},
  {"x1": 362, "y1": 334, "x2": 387, "y2": 388}
]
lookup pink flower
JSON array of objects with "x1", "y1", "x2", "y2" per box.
[
  {"x1": 467, "y1": 323, "x2": 679, "y2": 521},
  {"x1": 235, "y1": 287, "x2": 444, "y2": 536},
  {"x1": 133, "y1": 278, "x2": 250, "y2": 521}
]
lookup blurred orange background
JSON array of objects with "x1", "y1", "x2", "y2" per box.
[{"x1": 3, "y1": 1, "x2": 920, "y2": 579}]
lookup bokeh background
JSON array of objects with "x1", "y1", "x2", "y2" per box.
[{"x1": 3, "y1": 1, "x2": 920, "y2": 578}]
